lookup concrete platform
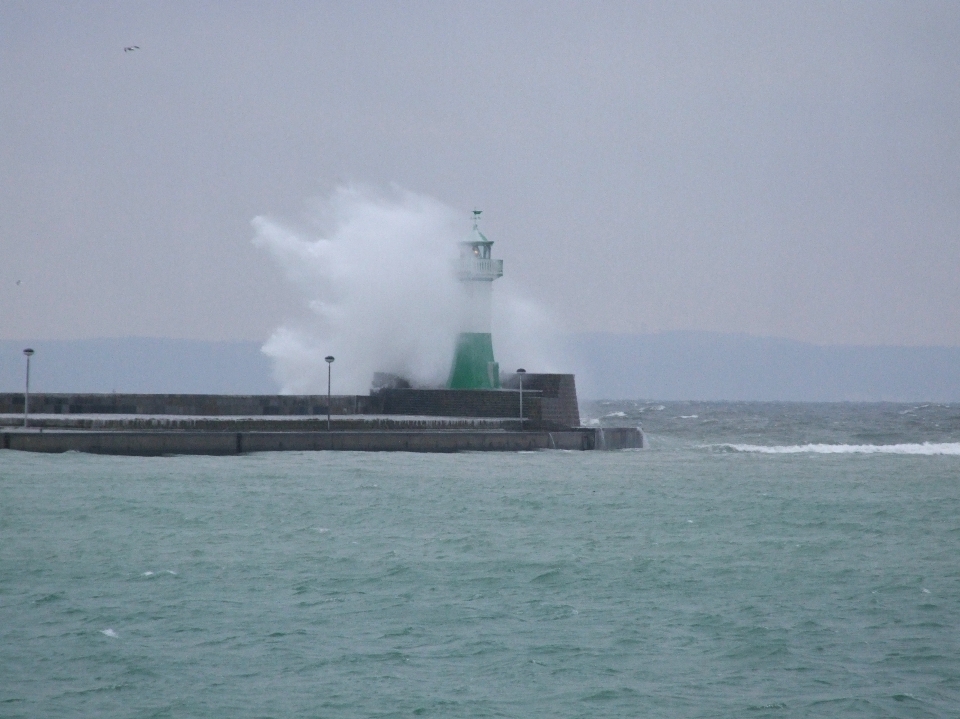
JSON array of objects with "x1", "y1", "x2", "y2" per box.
[
  {"x1": 0, "y1": 413, "x2": 523, "y2": 432},
  {"x1": 0, "y1": 427, "x2": 643, "y2": 455}
]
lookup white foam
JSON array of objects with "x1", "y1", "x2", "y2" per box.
[
  {"x1": 101, "y1": 628, "x2": 118, "y2": 638},
  {"x1": 604, "y1": 411, "x2": 627, "y2": 418},
  {"x1": 679, "y1": 415, "x2": 698, "y2": 419},
  {"x1": 252, "y1": 186, "x2": 561, "y2": 393},
  {"x1": 142, "y1": 571, "x2": 154, "y2": 576},
  {"x1": 718, "y1": 442, "x2": 960, "y2": 455}
]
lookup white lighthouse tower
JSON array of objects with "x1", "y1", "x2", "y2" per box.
[{"x1": 447, "y1": 210, "x2": 504, "y2": 389}]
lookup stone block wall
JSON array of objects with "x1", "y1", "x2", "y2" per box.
[
  {"x1": 0, "y1": 393, "x2": 377, "y2": 416},
  {"x1": 501, "y1": 374, "x2": 581, "y2": 428},
  {"x1": 0, "y1": 380, "x2": 582, "y2": 429},
  {"x1": 372, "y1": 388, "x2": 543, "y2": 423}
]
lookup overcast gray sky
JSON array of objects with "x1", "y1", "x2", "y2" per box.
[{"x1": 2, "y1": 1, "x2": 959, "y2": 346}]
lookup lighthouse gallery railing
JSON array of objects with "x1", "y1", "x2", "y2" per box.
[{"x1": 457, "y1": 257, "x2": 503, "y2": 280}]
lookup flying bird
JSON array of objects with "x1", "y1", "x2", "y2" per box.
[{"x1": 123, "y1": 45, "x2": 139, "y2": 53}]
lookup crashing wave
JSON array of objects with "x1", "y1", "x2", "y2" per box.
[{"x1": 716, "y1": 442, "x2": 960, "y2": 455}]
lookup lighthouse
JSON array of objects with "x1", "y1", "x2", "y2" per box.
[{"x1": 447, "y1": 210, "x2": 504, "y2": 389}]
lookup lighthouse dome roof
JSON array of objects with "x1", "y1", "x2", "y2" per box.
[
  {"x1": 461, "y1": 210, "x2": 493, "y2": 246},
  {"x1": 463, "y1": 226, "x2": 492, "y2": 246}
]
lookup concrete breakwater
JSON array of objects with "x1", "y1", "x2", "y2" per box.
[
  {"x1": 0, "y1": 374, "x2": 582, "y2": 429},
  {"x1": 0, "y1": 376, "x2": 646, "y2": 454},
  {"x1": 0, "y1": 427, "x2": 643, "y2": 455},
  {"x1": 0, "y1": 414, "x2": 525, "y2": 432},
  {"x1": 0, "y1": 374, "x2": 580, "y2": 429}
]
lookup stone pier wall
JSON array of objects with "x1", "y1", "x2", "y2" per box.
[
  {"x1": 372, "y1": 388, "x2": 543, "y2": 423},
  {"x1": 0, "y1": 381, "x2": 579, "y2": 430},
  {"x1": 1, "y1": 427, "x2": 643, "y2": 455},
  {"x1": 0, "y1": 393, "x2": 376, "y2": 416},
  {"x1": 501, "y1": 374, "x2": 580, "y2": 428}
]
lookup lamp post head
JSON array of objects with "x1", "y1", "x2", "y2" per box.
[
  {"x1": 23, "y1": 348, "x2": 34, "y2": 356},
  {"x1": 516, "y1": 368, "x2": 526, "y2": 374},
  {"x1": 325, "y1": 356, "x2": 334, "y2": 364}
]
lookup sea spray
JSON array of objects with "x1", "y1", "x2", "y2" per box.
[
  {"x1": 253, "y1": 185, "x2": 564, "y2": 394},
  {"x1": 253, "y1": 186, "x2": 461, "y2": 393},
  {"x1": 491, "y1": 288, "x2": 566, "y2": 379}
]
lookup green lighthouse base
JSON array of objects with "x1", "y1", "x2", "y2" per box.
[{"x1": 447, "y1": 333, "x2": 501, "y2": 389}]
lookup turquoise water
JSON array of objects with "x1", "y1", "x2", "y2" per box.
[{"x1": 2, "y1": 403, "x2": 959, "y2": 717}]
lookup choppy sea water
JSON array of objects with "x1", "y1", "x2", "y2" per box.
[{"x1": 2, "y1": 402, "x2": 959, "y2": 718}]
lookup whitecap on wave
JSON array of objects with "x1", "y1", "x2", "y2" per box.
[{"x1": 715, "y1": 442, "x2": 960, "y2": 455}]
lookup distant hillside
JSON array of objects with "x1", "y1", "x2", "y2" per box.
[
  {"x1": 2, "y1": 334, "x2": 959, "y2": 401},
  {"x1": 566, "y1": 332, "x2": 960, "y2": 401},
  {"x1": 0, "y1": 338, "x2": 275, "y2": 394}
]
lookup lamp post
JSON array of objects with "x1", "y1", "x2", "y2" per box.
[
  {"x1": 325, "y1": 356, "x2": 335, "y2": 431},
  {"x1": 23, "y1": 348, "x2": 34, "y2": 428},
  {"x1": 516, "y1": 368, "x2": 526, "y2": 430}
]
